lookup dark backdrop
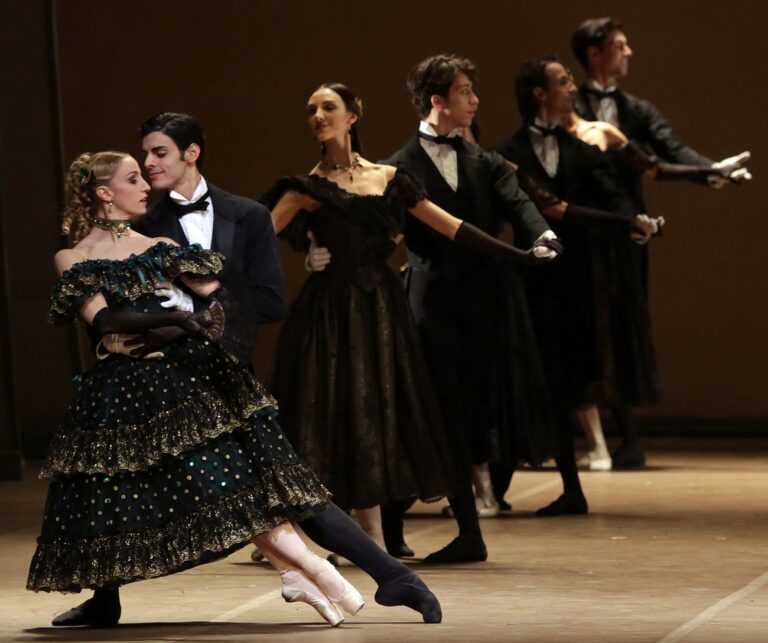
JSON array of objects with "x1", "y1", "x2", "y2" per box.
[{"x1": 1, "y1": 0, "x2": 766, "y2": 470}]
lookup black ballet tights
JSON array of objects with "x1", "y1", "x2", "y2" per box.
[
  {"x1": 610, "y1": 403, "x2": 639, "y2": 446},
  {"x1": 299, "y1": 503, "x2": 412, "y2": 585},
  {"x1": 300, "y1": 503, "x2": 442, "y2": 622},
  {"x1": 490, "y1": 462, "x2": 514, "y2": 504},
  {"x1": 448, "y1": 480, "x2": 482, "y2": 538},
  {"x1": 555, "y1": 452, "x2": 583, "y2": 496}
]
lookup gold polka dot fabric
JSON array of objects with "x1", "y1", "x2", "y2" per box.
[{"x1": 28, "y1": 245, "x2": 330, "y2": 593}]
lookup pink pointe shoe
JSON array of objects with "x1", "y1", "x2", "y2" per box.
[
  {"x1": 280, "y1": 570, "x2": 344, "y2": 626},
  {"x1": 314, "y1": 559, "x2": 365, "y2": 615}
]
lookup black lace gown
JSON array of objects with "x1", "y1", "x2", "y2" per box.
[
  {"x1": 263, "y1": 171, "x2": 454, "y2": 510},
  {"x1": 27, "y1": 243, "x2": 330, "y2": 593}
]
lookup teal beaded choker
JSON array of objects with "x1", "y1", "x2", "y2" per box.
[{"x1": 93, "y1": 217, "x2": 132, "y2": 238}]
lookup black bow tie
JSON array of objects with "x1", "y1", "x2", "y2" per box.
[
  {"x1": 419, "y1": 132, "x2": 464, "y2": 149},
  {"x1": 171, "y1": 191, "x2": 210, "y2": 217},
  {"x1": 529, "y1": 124, "x2": 558, "y2": 137},
  {"x1": 585, "y1": 86, "x2": 617, "y2": 100}
]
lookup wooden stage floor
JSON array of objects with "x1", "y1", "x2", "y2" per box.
[{"x1": 1, "y1": 437, "x2": 766, "y2": 642}]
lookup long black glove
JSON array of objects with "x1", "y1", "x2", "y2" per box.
[
  {"x1": 92, "y1": 306, "x2": 217, "y2": 339},
  {"x1": 620, "y1": 141, "x2": 743, "y2": 183},
  {"x1": 454, "y1": 221, "x2": 559, "y2": 265},
  {"x1": 517, "y1": 173, "x2": 562, "y2": 212},
  {"x1": 124, "y1": 326, "x2": 189, "y2": 357},
  {"x1": 96, "y1": 298, "x2": 224, "y2": 358}
]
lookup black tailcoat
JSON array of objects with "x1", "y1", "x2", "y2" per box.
[
  {"x1": 134, "y1": 183, "x2": 285, "y2": 365},
  {"x1": 495, "y1": 127, "x2": 635, "y2": 406},
  {"x1": 382, "y1": 135, "x2": 555, "y2": 466},
  {"x1": 576, "y1": 85, "x2": 713, "y2": 211}
]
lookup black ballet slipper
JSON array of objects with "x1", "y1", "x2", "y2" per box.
[
  {"x1": 423, "y1": 535, "x2": 488, "y2": 564},
  {"x1": 386, "y1": 542, "x2": 415, "y2": 558},
  {"x1": 498, "y1": 499, "x2": 512, "y2": 511},
  {"x1": 375, "y1": 572, "x2": 442, "y2": 623},
  {"x1": 535, "y1": 493, "x2": 588, "y2": 517},
  {"x1": 52, "y1": 590, "x2": 121, "y2": 627},
  {"x1": 610, "y1": 443, "x2": 647, "y2": 469}
]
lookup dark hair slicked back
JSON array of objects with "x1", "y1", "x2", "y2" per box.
[
  {"x1": 571, "y1": 17, "x2": 624, "y2": 70},
  {"x1": 139, "y1": 112, "x2": 206, "y2": 169},
  {"x1": 514, "y1": 56, "x2": 559, "y2": 124}
]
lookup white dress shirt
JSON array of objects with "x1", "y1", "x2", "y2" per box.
[
  {"x1": 170, "y1": 176, "x2": 214, "y2": 249},
  {"x1": 529, "y1": 118, "x2": 560, "y2": 178},
  {"x1": 418, "y1": 121, "x2": 556, "y2": 255},
  {"x1": 586, "y1": 79, "x2": 619, "y2": 127},
  {"x1": 418, "y1": 121, "x2": 462, "y2": 191}
]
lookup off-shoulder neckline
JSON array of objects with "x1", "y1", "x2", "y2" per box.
[
  {"x1": 59, "y1": 241, "x2": 182, "y2": 275},
  {"x1": 307, "y1": 168, "x2": 404, "y2": 199}
]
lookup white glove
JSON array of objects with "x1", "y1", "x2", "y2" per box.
[
  {"x1": 154, "y1": 281, "x2": 194, "y2": 312},
  {"x1": 304, "y1": 231, "x2": 332, "y2": 272},
  {"x1": 630, "y1": 214, "x2": 663, "y2": 245},
  {"x1": 708, "y1": 151, "x2": 752, "y2": 188},
  {"x1": 532, "y1": 229, "x2": 559, "y2": 259}
]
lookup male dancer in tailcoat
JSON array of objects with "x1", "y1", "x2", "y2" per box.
[
  {"x1": 493, "y1": 56, "x2": 658, "y2": 513},
  {"x1": 381, "y1": 55, "x2": 558, "y2": 563},
  {"x1": 134, "y1": 112, "x2": 284, "y2": 367},
  {"x1": 571, "y1": 18, "x2": 751, "y2": 467}
]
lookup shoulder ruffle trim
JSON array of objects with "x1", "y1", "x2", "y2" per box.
[{"x1": 48, "y1": 243, "x2": 224, "y2": 325}]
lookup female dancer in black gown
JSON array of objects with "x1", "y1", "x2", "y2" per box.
[
  {"x1": 29, "y1": 151, "x2": 441, "y2": 628},
  {"x1": 264, "y1": 83, "x2": 559, "y2": 546}
]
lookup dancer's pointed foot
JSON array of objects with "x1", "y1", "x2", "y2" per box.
[
  {"x1": 52, "y1": 590, "x2": 121, "y2": 627},
  {"x1": 312, "y1": 559, "x2": 365, "y2": 616},
  {"x1": 423, "y1": 535, "x2": 487, "y2": 564},
  {"x1": 535, "y1": 493, "x2": 588, "y2": 517},
  {"x1": 475, "y1": 494, "x2": 500, "y2": 518},
  {"x1": 577, "y1": 448, "x2": 612, "y2": 471},
  {"x1": 610, "y1": 443, "x2": 646, "y2": 469},
  {"x1": 375, "y1": 571, "x2": 442, "y2": 623},
  {"x1": 281, "y1": 570, "x2": 344, "y2": 626}
]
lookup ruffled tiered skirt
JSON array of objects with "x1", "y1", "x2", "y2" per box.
[{"x1": 27, "y1": 337, "x2": 330, "y2": 593}]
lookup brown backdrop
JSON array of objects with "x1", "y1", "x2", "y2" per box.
[{"x1": 2, "y1": 0, "x2": 767, "y2": 463}]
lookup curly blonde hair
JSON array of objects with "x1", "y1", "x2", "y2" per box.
[{"x1": 62, "y1": 151, "x2": 129, "y2": 244}]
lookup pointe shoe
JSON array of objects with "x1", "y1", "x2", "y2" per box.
[
  {"x1": 52, "y1": 593, "x2": 121, "y2": 627},
  {"x1": 375, "y1": 571, "x2": 442, "y2": 623},
  {"x1": 280, "y1": 570, "x2": 344, "y2": 627},
  {"x1": 313, "y1": 559, "x2": 365, "y2": 616},
  {"x1": 475, "y1": 494, "x2": 500, "y2": 518},
  {"x1": 473, "y1": 464, "x2": 500, "y2": 517},
  {"x1": 577, "y1": 449, "x2": 612, "y2": 471}
]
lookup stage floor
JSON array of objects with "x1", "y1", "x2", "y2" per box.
[{"x1": 2, "y1": 437, "x2": 766, "y2": 642}]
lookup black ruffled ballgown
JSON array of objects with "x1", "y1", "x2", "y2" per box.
[
  {"x1": 262, "y1": 170, "x2": 454, "y2": 510},
  {"x1": 27, "y1": 242, "x2": 330, "y2": 593}
]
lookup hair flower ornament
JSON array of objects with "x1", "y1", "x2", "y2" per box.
[{"x1": 77, "y1": 166, "x2": 92, "y2": 186}]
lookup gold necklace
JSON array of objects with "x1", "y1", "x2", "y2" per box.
[
  {"x1": 320, "y1": 153, "x2": 363, "y2": 182},
  {"x1": 93, "y1": 217, "x2": 132, "y2": 238}
]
